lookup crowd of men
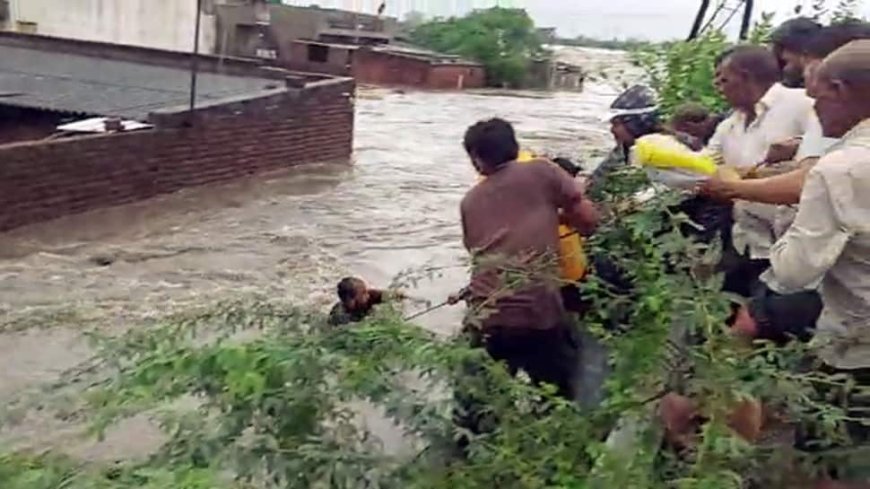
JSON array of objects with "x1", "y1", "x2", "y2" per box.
[{"x1": 457, "y1": 18, "x2": 870, "y2": 488}]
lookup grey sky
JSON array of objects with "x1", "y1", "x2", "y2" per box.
[{"x1": 288, "y1": 0, "x2": 869, "y2": 41}]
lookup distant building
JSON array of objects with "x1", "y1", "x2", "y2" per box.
[
  {"x1": 523, "y1": 58, "x2": 585, "y2": 92},
  {"x1": 217, "y1": 4, "x2": 481, "y2": 90},
  {"x1": 289, "y1": 41, "x2": 486, "y2": 90},
  {"x1": 551, "y1": 62, "x2": 586, "y2": 91},
  {"x1": 216, "y1": 3, "x2": 400, "y2": 61},
  {"x1": 536, "y1": 27, "x2": 557, "y2": 44},
  {"x1": 0, "y1": 32, "x2": 355, "y2": 231},
  {"x1": 0, "y1": 0, "x2": 475, "y2": 91}
]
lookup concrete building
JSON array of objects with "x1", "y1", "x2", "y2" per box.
[
  {"x1": 0, "y1": 0, "x2": 478, "y2": 91},
  {"x1": 216, "y1": 3, "x2": 399, "y2": 61},
  {"x1": 1, "y1": 0, "x2": 218, "y2": 53},
  {"x1": 288, "y1": 41, "x2": 486, "y2": 90},
  {"x1": 0, "y1": 32, "x2": 355, "y2": 231},
  {"x1": 536, "y1": 27, "x2": 557, "y2": 44},
  {"x1": 522, "y1": 58, "x2": 586, "y2": 91}
]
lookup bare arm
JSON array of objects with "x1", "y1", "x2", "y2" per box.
[
  {"x1": 733, "y1": 165, "x2": 811, "y2": 204},
  {"x1": 546, "y1": 163, "x2": 600, "y2": 235},
  {"x1": 699, "y1": 162, "x2": 813, "y2": 205},
  {"x1": 563, "y1": 196, "x2": 601, "y2": 236}
]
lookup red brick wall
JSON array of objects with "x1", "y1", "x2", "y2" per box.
[
  {"x1": 352, "y1": 49, "x2": 429, "y2": 87},
  {"x1": 427, "y1": 65, "x2": 486, "y2": 89},
  {"x1": 351, "y1": 49, "x2": 485, "y2": 89},
  {"x1": 0, "y1": 78, "x2": 355, "y2": 231}
]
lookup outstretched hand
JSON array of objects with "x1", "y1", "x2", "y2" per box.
[
  {"x1": 447, "y1": 287, "x2": 471, "y2": 305},
  {"x1": 697, "y1": 175, "x2": 738, "y2": 202},
  {"x1": 764, "y1": 138, "x2": 800, "y2": 164}
]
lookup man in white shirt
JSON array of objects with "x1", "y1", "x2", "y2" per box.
[
  {"x1": 702, "y1": 22, "x2": 870, "y2": 208},
  {"x1": 769, "y1": 40, "x2": 870, "y2": 488},
  {"x1": 770, "y1": 41, "x2": 870, "y2": 373},
  {"x1": 705, "y1": 46, "x2": 814, "y2": 297},
  {"x1": 699, "y1": 23, "x2": 870, "y2": 343}
]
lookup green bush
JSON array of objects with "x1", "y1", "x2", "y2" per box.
[
  {"x1": 630, "y1": 13, "x2": 774, "y2": 117},
  {"x1": 411, "y1": 8, "x2": 547, "y2": 88},
  {"x1": 2, "y1": 168, "x2": 867, "y2": 489}
]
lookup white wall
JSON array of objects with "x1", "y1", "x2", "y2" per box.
[{"x1": 8, "y1": 0, "x2": 216, "y2": 53}]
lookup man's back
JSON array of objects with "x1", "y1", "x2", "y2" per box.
[{"x1": 461, "y1": 160, "x2": 576, "y2": 330}]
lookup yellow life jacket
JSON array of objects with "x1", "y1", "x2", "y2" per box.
[{"x1": 477, "y1": 151, "x2": 588, "y2": 282}]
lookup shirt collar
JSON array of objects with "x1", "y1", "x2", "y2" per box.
[
  {"x1": 842, "y1": 118, "x2": 870, "y2": 144},
  {"x1": 756, "y1": 83, "x2": 786, "y2": 116}
]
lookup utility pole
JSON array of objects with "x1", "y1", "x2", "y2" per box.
[
  {"x1": 189, "y1": 0, "x2": 204, "y2": 116},
  {"x1": 687, "y1": 0, "x2": 711, "y2": 40},
  {"x1": 739, "y1": 0, "x2": 754, "y2": 40}
]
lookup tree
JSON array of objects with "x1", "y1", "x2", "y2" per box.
[{"x1": 410, "y1": 8, "x2": 546, "y2": 88}]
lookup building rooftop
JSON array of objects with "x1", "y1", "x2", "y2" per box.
[
  {"x1": 0, "y1": 44, "x2": 283, "y2": 121},
  {"x1": 373, "y1": 43, "x2": 483, "y2": 66}
]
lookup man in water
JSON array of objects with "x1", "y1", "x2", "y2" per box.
[
  {"x1": 328, "y1": 277, "x2": 402, "y2": 326},
  {"x1": 459, "y1": 117, "x2": 600, "y2": 400}
]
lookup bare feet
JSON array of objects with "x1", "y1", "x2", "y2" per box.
[{"x1": 659, "y1": 393, "x2": 700, "y2": 448}]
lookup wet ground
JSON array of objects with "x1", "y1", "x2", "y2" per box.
[{"x1": 0, "y1": 54, "x2": 627, "y2": 456}]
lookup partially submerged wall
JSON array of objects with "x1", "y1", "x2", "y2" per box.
[
  {"x1": 0, "y1": 77, "x2": 355, "y2": 231},
  {"x1": 351, "y1": 49, "x2": 486, "y2": 89}
]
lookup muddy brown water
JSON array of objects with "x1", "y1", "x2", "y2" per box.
[{"x1": 0, "y1": 73, "x2": 625, "y2": 459}]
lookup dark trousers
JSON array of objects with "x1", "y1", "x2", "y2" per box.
[
  {"x1": 747, "y1": 282, "x2": 822, "y2": 344},
  {"x1": 454, "y1": 323, "x2": 580, "y2": 440},
  {"x1": 717, "y1": 238, "x2": 771, "y2": 298},
  {"x1": 675, "y1": 196, "x2": 733, "y2": 246},
  {"x1": 560, "y1": 284, "x2": 587, "y2": 315}
]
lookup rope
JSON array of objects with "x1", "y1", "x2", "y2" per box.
[{"x1": 403, "y1": 300, "x2": 452, "y2": 322}]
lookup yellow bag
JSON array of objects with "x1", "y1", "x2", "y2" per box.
[
  {"x1": 632, "y1": 134, "x2": 741, "y2": 182},
  {"x1": 477, "y1": 151, "x2": 588, "y2": 282}
]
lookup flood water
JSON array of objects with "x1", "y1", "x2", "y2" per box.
[{"x1": 0, "y1": 49, "x2": 630, "y2": 456}]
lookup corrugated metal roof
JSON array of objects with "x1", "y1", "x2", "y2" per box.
[{"x1": 0, "y1": 45, "x2": 282, "y2": 121}]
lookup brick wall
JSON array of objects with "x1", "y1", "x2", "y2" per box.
[
  {"x1": 427, "y1": 65, "x2": 486, "y2": 90},
  {"x1": 351, "y1": 49, "x2": 485, "y2": 89},
  {"x1": 0, "y1": 78, "x2": 355, "y2": 231},
  {"x1": 352, "y1": 49, "x2": 428, "y2": 87}
]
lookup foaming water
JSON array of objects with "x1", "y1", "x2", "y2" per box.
[
  {"x1": 0, "y1": 82, "x2": 621, "y2": 339},
  {"x1": 0, "y1": 47, "x2": 633, "y2": 457}
]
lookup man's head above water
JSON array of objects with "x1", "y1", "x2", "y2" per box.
[
  {"x1": 715, "y1": 45, "x2": 782, "y2": 111},
  {"x1": 463, "y1": 118, "x2": 520, "y2": 175},
  {"x1": 337, "y1": 277, "x2": 371, "y2": 311},
  {"x1": 771, "y1": 17, "x2": 823, "y2": 87},
  {"x1": 813, "y1": 40, "x2": 870, "y2": 139}
]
